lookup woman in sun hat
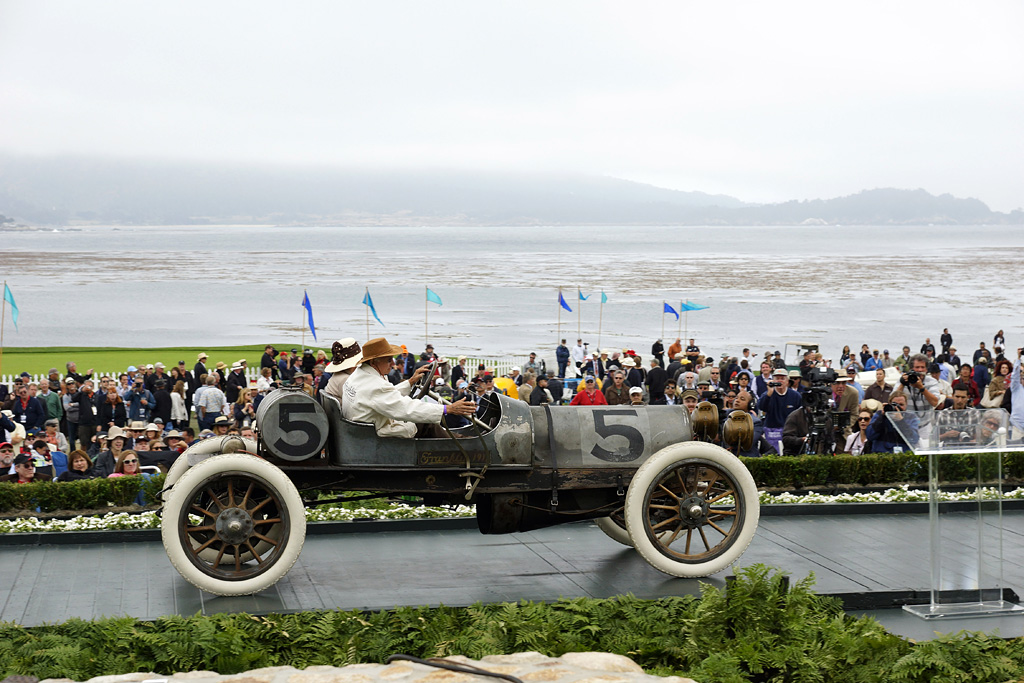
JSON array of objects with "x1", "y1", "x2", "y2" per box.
[{"x1": 321, "y1": 338, "x2": 363, "y2": 407}]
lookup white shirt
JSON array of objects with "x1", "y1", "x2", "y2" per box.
[
  {"x1": 343, "y1": 364, "x2": 443, "y2": 438},
  {"x1": 571, "y1": 344, "x2": 586, "y2": 363},
  {"x1": 322, "y1": 369, "x2": 353, "y2": 406}
]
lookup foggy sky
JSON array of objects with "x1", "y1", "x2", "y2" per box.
[{"x1": 2, "y1": 1, "x2": 1022, "y2": 211}]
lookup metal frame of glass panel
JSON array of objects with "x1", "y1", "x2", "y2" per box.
[{"x1": 885, "y1": 407, "x2": 1024, "y2": 619}]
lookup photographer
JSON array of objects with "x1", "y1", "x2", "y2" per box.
[
  {"x1": 900, "y1": 354, "x2": 942, "y2": 410},
  {"x1": 781, "y1": 368, "x2": 850, "y2": 455},
  {"x1": 864, "y1": 392, "x2": 919, "y2": 452},
  {"x1": 936, "y1": 386, "x2": 976, "y2": 446},
  {"x1": 757, "y1": 368, "x2": 803, "y2": 454}
]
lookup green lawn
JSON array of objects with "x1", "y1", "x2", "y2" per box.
[{"x1": 0, "y1": 344, "x2": 329, "y2": 377}]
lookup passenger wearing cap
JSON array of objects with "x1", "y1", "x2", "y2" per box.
[
  {"x1": 0, "y1": 453, "x2": 52, "y2": 483},
  {"x1": 628, "y1": 385, "x2": 646, "y2": 406},
  {"x1": 343, "y1": 337, "x2": 477, "y2": 438},
  {"x1": 756, "y1": 368, "x2": 803, "y2": 455},
  {"x1": 845, "y1": 366, "x2": 865, "y2": 401},
  {"x1": 396, "y1": 344, "x2": 416, "y2": 379},
  {"x1": 569, "y1": 376, "x2": 608, "y2": 405},
  {"x1": 0, "y1": 441, "x2": 15, "y2": 474},
  {"x1": 680, "y1": 389, "x2": 700, "y2": 414},
  {"x1": 322, "y1": 338, "x2": 363, "y2": 407}
]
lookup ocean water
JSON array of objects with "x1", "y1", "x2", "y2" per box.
[{"x1": 2, "y1": 224, "x2": 1022, "y2": 365}]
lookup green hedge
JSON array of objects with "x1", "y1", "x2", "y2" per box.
[
  {"x1": 0, "y1": 474, "x2": 165, "y2": 513},
  {"x1": 3, "y1": 451, "x2": 1023, "y2": 512},
  {"x1": 740, "y1": 451, "x2": 1024, "y2": 489}
]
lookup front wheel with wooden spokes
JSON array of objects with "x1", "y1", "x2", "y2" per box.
[
  {"x1": 161, "y1": 453, "x2": 305, "y2": 596},
  {"x1": 624, "y1": 442, "x2": 759, "y2": 577}
]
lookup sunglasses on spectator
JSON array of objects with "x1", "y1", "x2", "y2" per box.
[
  {"x1": 858, "y1": 417, "x2": 871, "y2": 422},
  {"x1": 586, "y1": 380, "x2": 595, "y2": 384},
  {"x1": 124, "y1": 459, "x2": 138, "y2": 464}
]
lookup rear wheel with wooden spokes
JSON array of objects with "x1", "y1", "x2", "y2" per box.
[
  {"x1": 624, "y1": 442, "x2": 758, "y2": 577},
  {"x1": 161, "y1": 453, "x2": 305, "y2": 596}
]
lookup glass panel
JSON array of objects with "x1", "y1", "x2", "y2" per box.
[{"x1": 893, "y1": 408, "x2": 1024, "y2": 619}]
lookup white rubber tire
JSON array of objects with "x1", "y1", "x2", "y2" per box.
[
  {"x1": 162, "y1": 453, "x2": 192, "y2": 493},
  {"x1": 595, "y1": 515, "x2": 633, "y2": 547},
  {"x1": 161, "y1": 453, "x2": 306, "y2": 596},
  {"x1": 624, "y1": 441, "x2": 759, "y2": 578}
]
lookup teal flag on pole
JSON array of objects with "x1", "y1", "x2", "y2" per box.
[
  {"x1": 601, "y1": 291, "x2": 608, "y2": 303},
  {"x1": 363, "y1": 290, "x2": 384, "y2": 326},
  {"x1": 4, "y1": 283, "x2": 19, "y2": 330},
  {"x1": 302, "y1": 290, "x2": 317, "y2": 341},
  {"x1": 578, "y1": 289, "x2": 590, "y2": 301},
  {"x1": 426, "y1": 288, "x2": 442, "y2": 306},
  {"x1": 683, "y1": 300, "x2": 709, "y2": 311}
]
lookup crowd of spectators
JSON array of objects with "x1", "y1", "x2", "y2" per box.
[{"x1": 2, "y1": 330, "x2": 1021, "y2": 485}]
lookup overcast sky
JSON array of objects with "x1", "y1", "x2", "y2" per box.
[{"x1": 2, "y1": 1, "x2": 1022, "y2": 211}]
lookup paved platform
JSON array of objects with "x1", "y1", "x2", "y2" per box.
[{"x1": 3, "y1": 511, "x2": 1024, "y2": 641}]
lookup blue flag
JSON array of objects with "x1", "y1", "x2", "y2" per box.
[
  {"x1": 601, "y1": 291, "x2": 608, "y2": 304},
  {"x1": 426, "y1": 287, "x2": 442, "y2": 306},
  {"x1": 558, "y1": 292, "x2": 573, "y2": 313},
  {"x1": 578, "y1": 289, "x2": 590, "y2": 301},
  {"x1": 363, "y1": 290, "x2": 384, "y2": 326},
  {"x1": 302, "y1": 290, "x2": 317, "y2": 341},
  {"x1": 3, "y1": 284, "x2": 17, "y2": 331},
  {"x1": 663, "y1": 302, "x2": 679, "y2": 320},
  {"x1": 684, "y1": 300, "x2": 709, "y2": 311}
]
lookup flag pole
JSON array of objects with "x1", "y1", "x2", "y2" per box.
[
  {"x1": 301, "y1": 294, "x2": 306, "y2": 356},
  {"x1": 685, "y1": 310, "x2": 689, "y2": 343},
  {"x1": 661, "y1": 301, "x2": 666, "y2": 340},
  {"x1": 577, "y1": 288, "x2": 581, "y2": 340},
  {"x1": 365, "y1": 287, "x2": 370, "y2": 341},
  {"x1": 424, "y1": 285, "x2": 428, "y2": 347},
  {"x1": 0, "y1": 280, "x2": 6, "y2": 376},
  {"x1": 557, "y1": 287, "x2": 562, "y2": 343},
  {"x1": 597, "y1": 297, "x2": 604, "y2": 350}
]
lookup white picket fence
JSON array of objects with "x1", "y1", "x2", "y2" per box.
[{"x1": 1, "y1": 355, "x2": 532, "y2": 391}]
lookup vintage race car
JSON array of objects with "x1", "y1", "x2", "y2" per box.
[{"x1": 159, "y1": 367, "x2": 760, "y2": 596}]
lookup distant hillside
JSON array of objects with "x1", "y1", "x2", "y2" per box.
[{"x1": 0, "y1": 155, "x2": 1019, "y2": 226}]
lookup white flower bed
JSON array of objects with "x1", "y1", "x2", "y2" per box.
[{"x1": 1, "y1": 488, "x2": 1022, "y2": 535}]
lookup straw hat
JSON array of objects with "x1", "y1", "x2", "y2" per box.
[
  {"x1": 359, "y1": 337, "x2": 403, "y2": 365},
  {"x1": 325, "y1": 338, "x2": 362, "y2": 372},
  {"x1": 107, "y1": 426, "x2": 126, "y2": 441},
  {"x1": 620, "y1": 357, "x2": 636, "y2": 368}
]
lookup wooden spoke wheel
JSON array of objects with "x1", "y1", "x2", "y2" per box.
[
  {"x1": 161, "y1": 453, "x2": 305, "y2": 596},
  {"x1": 624, "y1": 442, "x2": 758, "y2": 577}
]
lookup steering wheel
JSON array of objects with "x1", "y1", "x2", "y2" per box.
[{"x1": 410, "y1": 360, "x2": 438, "y2": 400}]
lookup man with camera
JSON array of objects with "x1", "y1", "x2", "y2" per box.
[
  {"x1": 936, "y1": 386, "x2": 977, "y2": 446},
  {"x1": 901, "y1": 354, "x2": 942, "y2": 412},
  {"x1": 757, "y1": 367, "x2": 802, "y2": 454},
  {"x1": 865, "y1": 392, "x2": 919, "y2": 452}
]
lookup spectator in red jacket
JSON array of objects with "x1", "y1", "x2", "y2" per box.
[{"x1": 570, "y1": 377, "x2": 608, "y2": 405}]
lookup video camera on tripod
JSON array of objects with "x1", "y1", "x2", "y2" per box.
[{"x1": 801, "y1": 367, "x2": 851, "y2": 455}]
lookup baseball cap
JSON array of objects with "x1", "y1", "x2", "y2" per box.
[
  {"x1": 13, "y1": 454, "x2": 33, "y2": 466},
  {"x1": 680, "y1": 389, "x2": 700, "y2": 400},
  {"x1": 629, "y1": 386, "x2": 643, "y2": 395},
  {"x1": 772, "y1": 369, "x2": 788, "y2": 377}
]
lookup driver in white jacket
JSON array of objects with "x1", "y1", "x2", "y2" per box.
[{"x1": 343, "y1": 337, "x2": 476, "y2": 438}]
